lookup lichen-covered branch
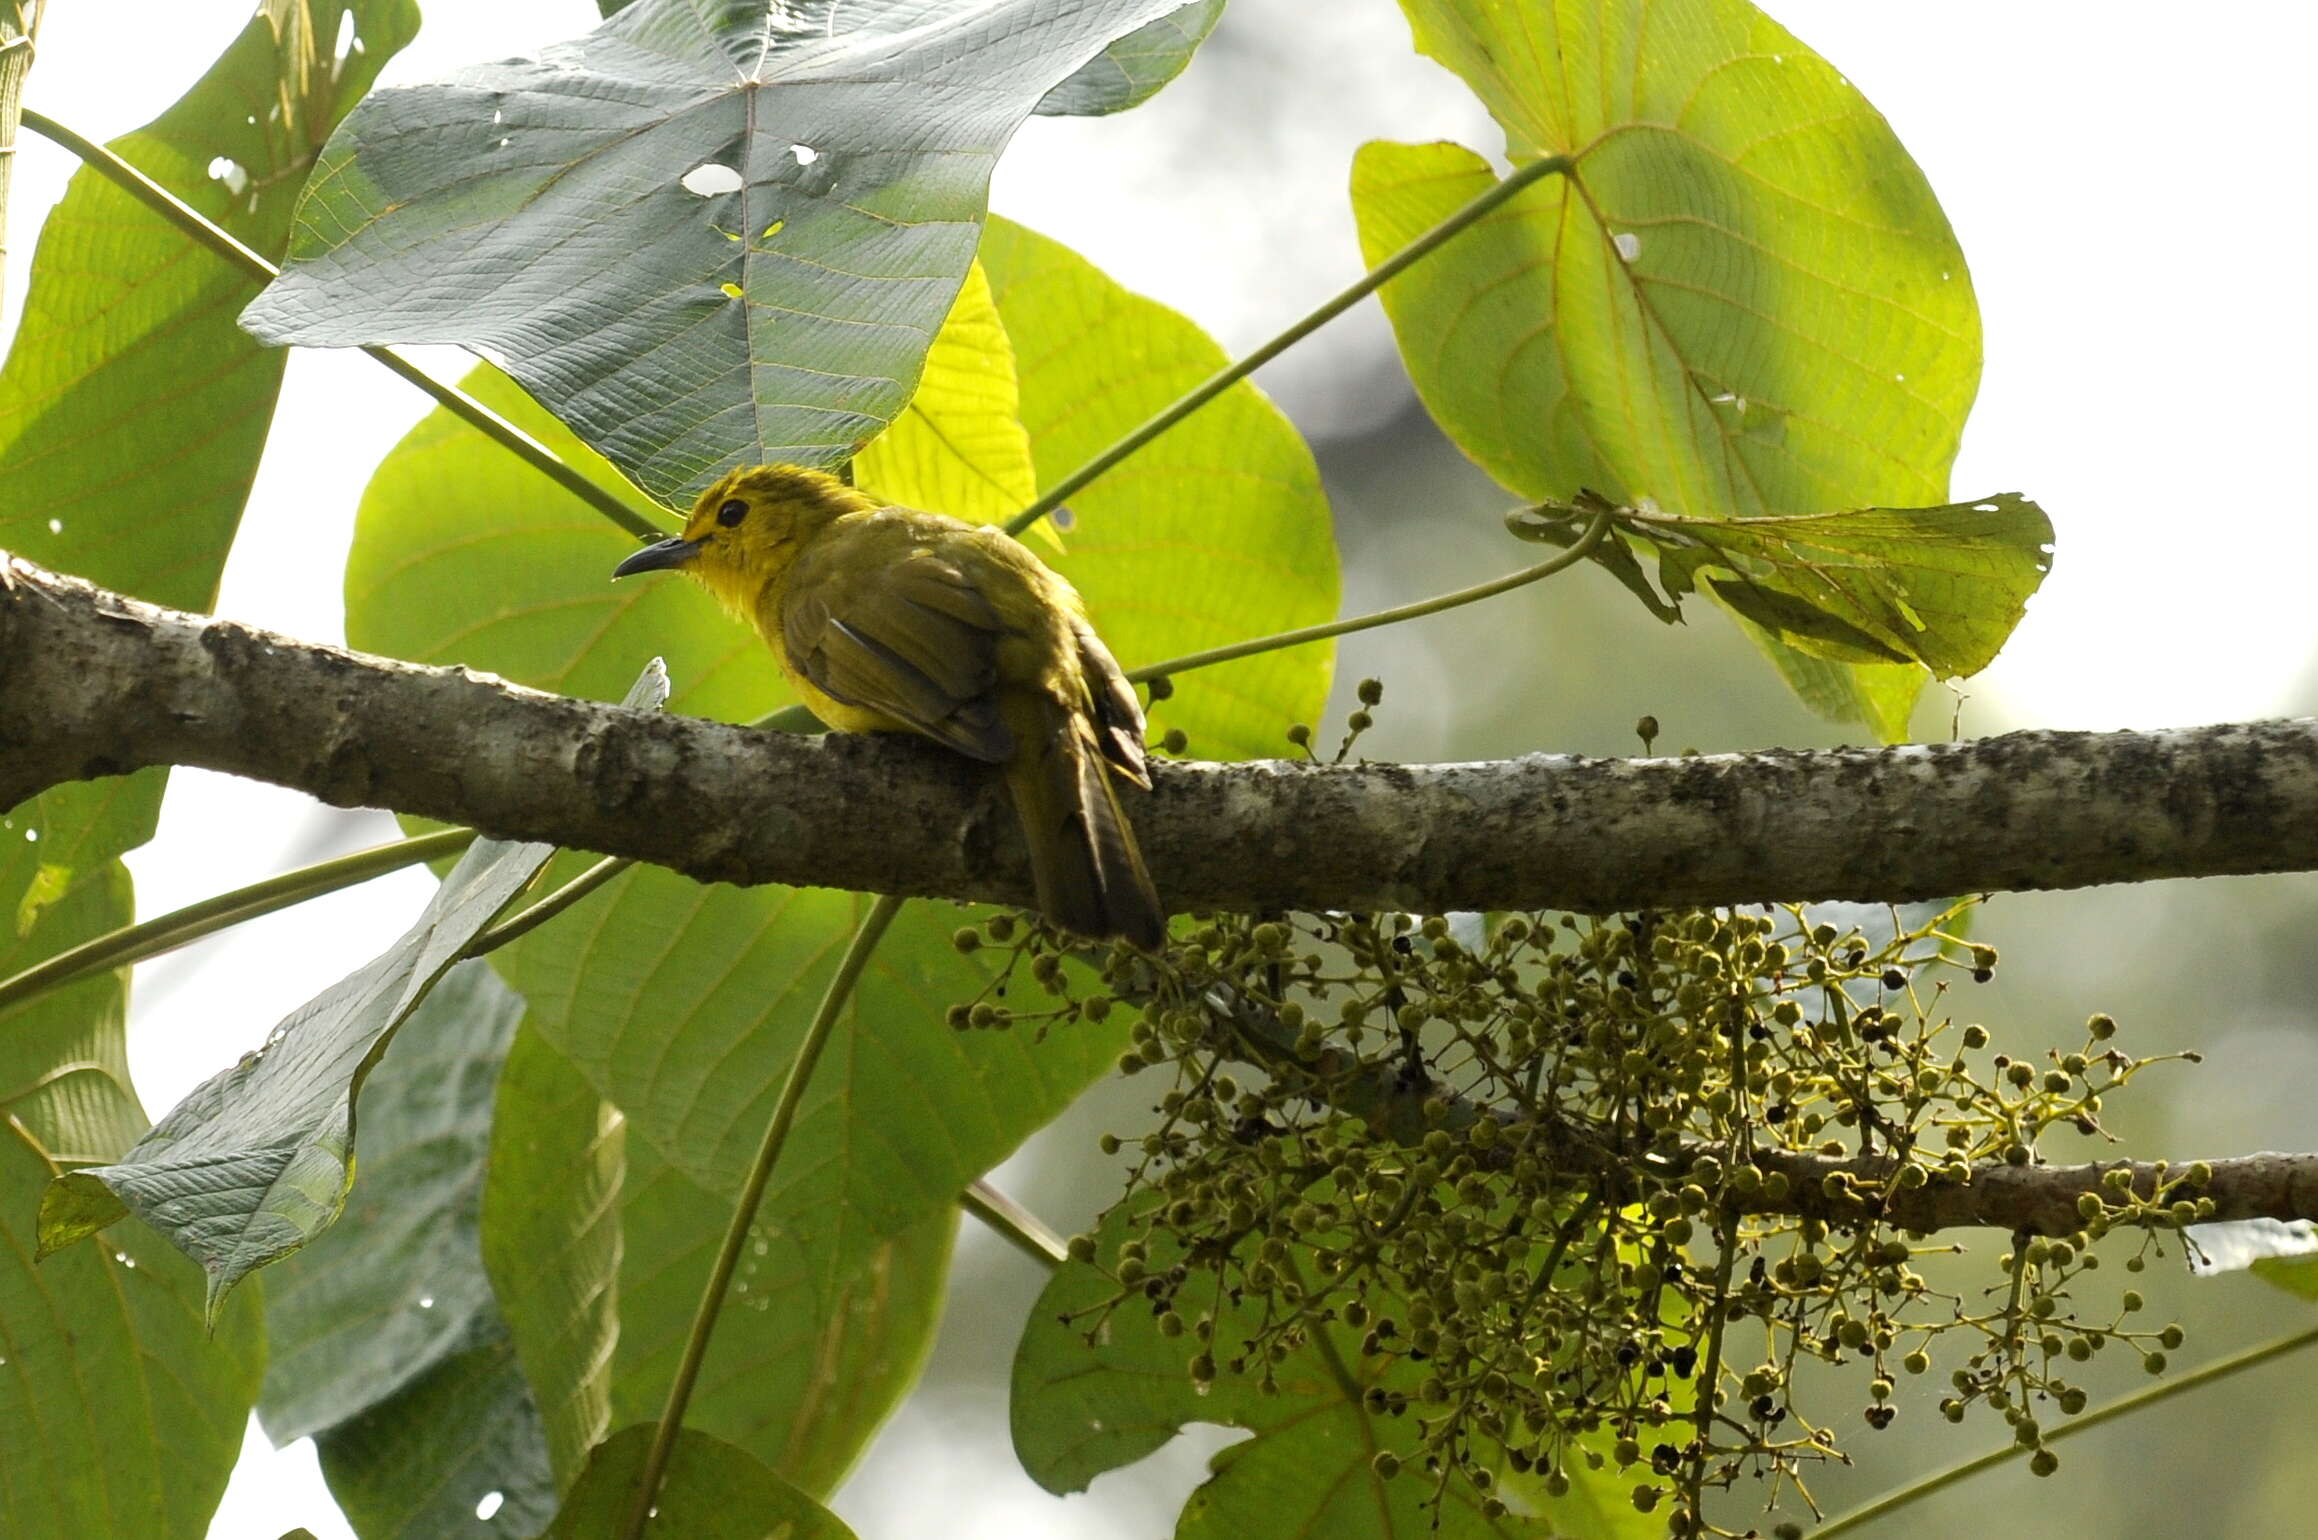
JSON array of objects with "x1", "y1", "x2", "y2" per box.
[{"x1": 11, "y1": 556, "x2": 2318, "y2": 917}]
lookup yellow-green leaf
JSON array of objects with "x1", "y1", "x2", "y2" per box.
[
  {"x1": 1354, "y1": 0, "x2": 1983, "y2": 737},
  {"x1": 1510, "y1": 492, "x2": 2052, "y2": 678}
]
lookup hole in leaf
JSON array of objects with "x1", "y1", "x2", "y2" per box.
[
  {"x1": 681, "y1": 163, "x2": 744, "y2": 196},
  {"x1": 206, "y1": 157, "x2": 249, "y2": 195},
  {"x1": 789, "y1": 142, "x2": 819, "y2": 165},
  {"x1": 1612, "y1": 231, "x2": 1641, "y2": 263},
  {"x1": 475, "y1": 1492, "x2": 505, "y2": 1521}
]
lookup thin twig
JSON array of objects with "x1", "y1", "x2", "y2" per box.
[
  {"x1": 14, "y1": 108, "x2": 662, "y2": 538},
  {"x1": 0, "y1": 828, "x2": 475, "y2": 1014},
  {"x1": 1002, "y1": 153, "x2": 1574, "y2": 539},
  {"x1": 1811, "y1": 1321, "x2": 2318, "y2": 1538},
  {"x1": 960, "y1": 1179, "x2": 1069, "y2": 1268}
]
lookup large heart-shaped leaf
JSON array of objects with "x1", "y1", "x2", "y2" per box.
[
  {"x1": 608, "y1": 1140, "x2": 952, "y2": 1496},
  {"x1": 1034, "y1": 0, "x2": 1227, "y2": 117},
  {"x1": 979, "y1": 216, "x2": 1339, "y2": 762},
  {"x1": 1013, "y1": 1209, "x2": 1641, "y2": 1539},
  {"x1": 243, "y1": 0, "x2": 1205, "y2": 503},
  {"x1": 1351, "y1": 0, "x2": 1982, "y2": 737}
]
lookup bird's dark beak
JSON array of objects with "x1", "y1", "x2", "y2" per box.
[{"x1": 612, "y1": 536, "x2": 700, "y2": 578}]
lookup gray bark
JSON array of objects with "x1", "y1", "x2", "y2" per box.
[{"x1": 9, "y1": 555, "x2": 2318, "y2": 916}]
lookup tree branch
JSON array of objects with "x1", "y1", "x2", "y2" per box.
[
  {"x1": 11, "y1": 558, "x2": 2318, "y2": 1232},
  {"x1": 10, "y1": 557, "x2": 2318, "y2": 916}
]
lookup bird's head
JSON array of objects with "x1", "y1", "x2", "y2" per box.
[{"x1": 611, "y1": 462, "x2": 876, "y2": 616}]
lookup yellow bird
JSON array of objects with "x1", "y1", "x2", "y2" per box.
[{"x1": 613, "y1": 464, "x2": 1165, "y2": 950}]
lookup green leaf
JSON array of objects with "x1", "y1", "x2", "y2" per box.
[
  {"x1": 1013, "y1": 1208, "x2": 1617, "y2": 1538},
  {"x1": 2252, "y1": 1253, "x2": 2318, "y2": 1300},
  {"x1": 609, "y1": 1139, "x2": 952, "y2": 1496},
  {"x1": 1352, "y1": 0, "x2": 1981, "y2": 736},
  {"x1": 854, "y1": 260, "x2": 1047, "y2": 546},
  {"x1": 0, "y1": 1136, "x2": 264, "y2": 1540},
  {"x1": 256, "y1": 961, "x2": 528, "y2": 1445},
  {"x1": 481, "y1": 1023, "x2": 625, "y2": 1490},
  {"x1": 0, "y1": 0, "x2": 417, "y2": 614},
  {"x1": 1035, "y1": 0, "x2": 1227, "y2": 117},
  {"x1": 248, "y1": 963, "x2": 561, "y2": 1540},
  {"x1": 1509, "y1": 492, "x2": 2052, "y2": 678},
  {"x1": 243, "y1": 0, "x2": 1211, "y2": 504},
  {"x1": 543, "y1": 1424, "x2": 855, "y2": 1540},
  {"x1": 0, "y1": 801, "x2": 143, "y2": 1171},
  {"x1": 979, "y1": 216, "x2": 1340, "y2": 762},
  {"x1": 314, "y1": 1326, "x2": 558, "y2": 1540}
]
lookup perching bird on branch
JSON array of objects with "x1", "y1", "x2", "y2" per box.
[{"x1": 613, "y1": 463, "x2": 1164, "y2": 949}]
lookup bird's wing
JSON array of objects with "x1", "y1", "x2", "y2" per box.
[
  {"x1": 782, "y1": 541, "x2": 1015, "y2": 763},
  {"x1": 1072, "y1": 613, "x2": 1149, "y2": 787}
]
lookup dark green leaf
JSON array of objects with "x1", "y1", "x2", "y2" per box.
[
  {"x1": 36, "y1": 661, "x2": 666, "y2": 1315},
  {"x1": 609, "y1": 1140, "x2": 952, "y2": 1496},
  {"x1": 1014, "y1": 1208, "x2": 1629, "y2": 1537},
  {"x1": 543, "y1": 1424, "x2": 854, "y2": 1540},
  {"x1": 1352, "y1": 0, "x2": 1983, "y2": 737},
  {"x1": 481, "y1": 1023, "x2": 624, "y2": 1489},
  {"x1": 0, "y1": 1136, "x2": 263, "y2": 1540},
  {"x1": 243, "y1": 0, "x2": 1209, "y2": 503},
  {"x1": 1035, "y1": 0, "x2": 1227, "y2": 117},
  {"x1": 257, "y1": 961, "x2": 528, "y2": 1444},
  {"x1": 1509, "y1": 493, "x2": 2053, "y2": 678},
  {"x1": 314, "y1": 1326, "x2": 558, "y2": 1540}
]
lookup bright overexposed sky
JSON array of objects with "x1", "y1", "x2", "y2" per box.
[{"x1": 6, "y1": 3, "x2": 2317, "y2": 1537}]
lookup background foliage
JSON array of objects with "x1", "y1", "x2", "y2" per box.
[{"x1": 0, "y1": 1, "x2": 2312, "y2": 1538}]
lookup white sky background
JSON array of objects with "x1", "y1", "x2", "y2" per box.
[{"x1": 4, "y1": 2, "x2": 2317, "y2": 1536}]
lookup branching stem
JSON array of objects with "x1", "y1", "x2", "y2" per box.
[
  {"x1": 14, "y1": 108, "x2": 662, "y2": 538},
  {"x1": 1811, "y1": 1321, "x2": 2318, "y2": 1538},
  {"x1": 0, "y1": 827, "x2": 474, "y2": 1015}
]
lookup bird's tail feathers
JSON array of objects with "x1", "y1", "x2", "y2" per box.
[{"x1": 1005, "y1": 699, "x2": 1165, "y2": 951}]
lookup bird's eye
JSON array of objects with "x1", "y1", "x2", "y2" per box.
[{"x1": 716, "y1": 499, "x2": 747, "y2": 527}]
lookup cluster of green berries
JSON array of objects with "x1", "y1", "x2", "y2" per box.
[{"x1": 963, "y1": 895, "x2": 2196, "y2": 1537}]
